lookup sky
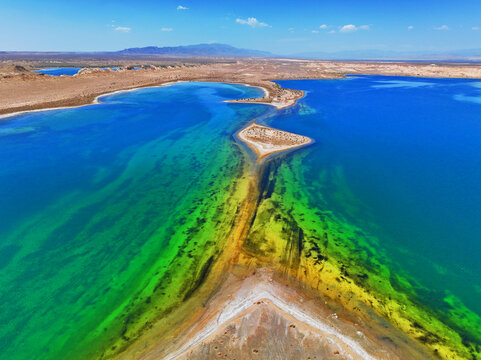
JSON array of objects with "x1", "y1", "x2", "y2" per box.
[{"x1": 1, "y1": 0, "x2": 481, "y2": 55}]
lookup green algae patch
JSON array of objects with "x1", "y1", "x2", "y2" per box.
[
  {"x1": 0, "y1": 133, "x2": 250, "y2": 360},
  {"x1": 0, "y1": 83, "x2": 268, "y2": 360},
  {"x1": 83, "y1": 146, "x2": 252, "y2": 360},
  {"x1": 244, "y1": 154, "x2": 481, "y2": 360}
]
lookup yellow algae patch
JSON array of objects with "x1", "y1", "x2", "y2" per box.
[{"x1": 240, "y1": 156, "x2": 480, "y2": 360}]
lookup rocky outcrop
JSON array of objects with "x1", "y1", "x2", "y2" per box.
[
  {"x1": 76, "y1": 67, "x2": 107, "y2": 76},
  {"x1": 0, "y1": 64, "x2": 37, "y2": 79},
  {"x1": 238, "y1": 122, "x2": 312, "y2": 162}
]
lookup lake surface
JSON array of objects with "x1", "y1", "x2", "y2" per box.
[
  {"x1": 0, "y1": 77, "x2": 480, "y2": 359},
  {"x1": 269, "y1": 76, "x2": 481, "y2": 348},
  {"x1": 0, "y1": 83, "x2": 267, "y2": 360},
  {"x1": 35, "y1": 67, "x2": 82, "y2": 76}
]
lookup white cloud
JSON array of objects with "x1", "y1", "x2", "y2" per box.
[
  {"x1": 161, "y1": 27, "x2": 173, "y2": 32},
  {"x1": 312, "y1": 30, "x2": 319, "y2": 34},
  {"x1": 288, "y1": 27, "x2": 295, "y2": 32},
  {"x1": 340, "y1": 24, "x2": 356, "y2": 32},
  {"x1": 434, "y1": 25, "x2": 449, "y2": 30},
  {"x1": 319, "y1": 24, "x2": 328, "y2": 29},
  {"x1": 339, "y1": 24, "x2": 370, "y2": 33},
  {"x1": 114, "y1": 26, "x2": 131, "y2": 33},
  {"x1": 236, "y1": 17, "x2": 269, "y2": 28},
  {"x1": 328, "y1": 30, "x2": 336, "y2": 34},
  {"x1": 472, "y1": 26, "x2": 480, "y2": 31},
  {"x1": 177, "y1": 5, "x2": 188, "y2": 10},
  {"x1": 408, "y1": 25, "x2": 414, "y2": 30}
]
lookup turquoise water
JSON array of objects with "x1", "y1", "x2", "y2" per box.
[
  {"x1": 268, "y1": 76, "x2": 481, "y2": 343},
  {"x1": 0, "y1": 82, "x2": 267, "y2": 360}
]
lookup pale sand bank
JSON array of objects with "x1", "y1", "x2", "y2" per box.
[
  {"x1": 238, "y1": 122, "x2": 312, "y2": 162},
  {"x1": 143, "y1": 269, "x2": 431, "y2": 360},
  {"x1": 162, "y1": 272, "x2": 375, "y2": 360}
]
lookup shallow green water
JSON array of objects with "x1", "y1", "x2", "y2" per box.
[
  {"x1": 0, "y1": 82, "x2": 267, "y2": 360},
  {"x1": 261, "y1": 77, "x2": 481, "y2": 357}
]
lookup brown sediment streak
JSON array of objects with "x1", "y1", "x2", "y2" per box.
[
  {"x1": 129, "y1": 157, "x2": 434, "y2": 360},
  {"x1": 110, "y1": 89, "x2": 442, "y2": 360},
  {"x1": 111, "y1": 154, "x2": 263, "y2": 360}
]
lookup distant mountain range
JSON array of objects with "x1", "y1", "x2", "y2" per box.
[
  {"x1": 117, "y1": 44, "x2": 481, "y2": 61},
  {"x1": 3, "y1": 43, "x2": 481, "y2": 62},
  {"x1": 115, "y1": 43, "x2": 274, "y2": 58}
]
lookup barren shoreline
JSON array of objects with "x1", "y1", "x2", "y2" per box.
[
  {"x1": 2, "y1": 58, "x2": 480, "y2": 117},
  {"x1": 0, "y1": 78, "x2": 303, "y2": 119},
  {"x1": 0, "y1": 63, "x2": 309, "y2": 117}
]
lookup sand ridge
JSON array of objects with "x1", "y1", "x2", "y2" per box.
[{"x1": 157, "y1": 270, "x2": 378, "y2": 360}]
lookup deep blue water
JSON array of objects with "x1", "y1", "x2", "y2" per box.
[
  {"x1": 271, "y1": 76, "x2": 481, "y2": 318},
  {"x1": 35, "y1": 68, "x2": 82, "y2": 76}
]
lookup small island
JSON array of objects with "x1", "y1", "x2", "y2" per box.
[{"x1": 238, "y1": 121, "x2": 312, "y2": 162}]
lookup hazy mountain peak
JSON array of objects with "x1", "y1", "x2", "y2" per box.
[{"x1": 116, "y1": 43, "x2": 274, "y2": 57}]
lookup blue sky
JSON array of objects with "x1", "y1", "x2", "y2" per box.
[{"x1": 1, "y1": 0, "x2": 480, "y2": 54}]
